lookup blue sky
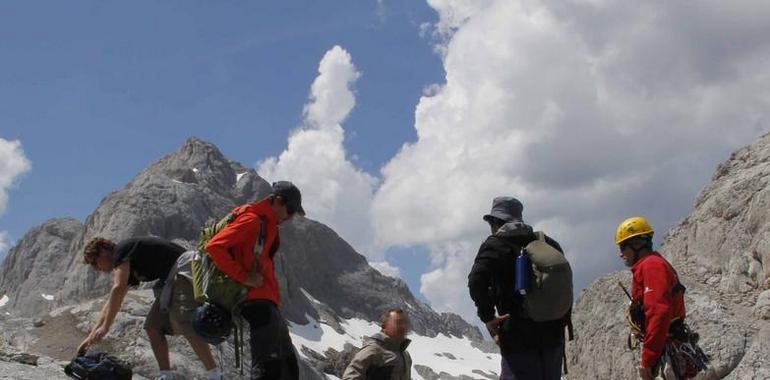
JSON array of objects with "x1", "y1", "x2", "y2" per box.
[
  {"x1": 0, "y1": 3, "x2": 435, "y2": 226},
  {"x1": 0, "y1": 0, "x2": 439, "y2": 297},
  {"x1": 2, "y1": 1, "x2": 769, "y2": 321}
]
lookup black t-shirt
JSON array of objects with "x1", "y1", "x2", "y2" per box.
[{"x1": 112, "y1": 237, "x2": 185, "y2": 286}]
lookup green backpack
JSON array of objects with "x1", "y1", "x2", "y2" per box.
[
  {"x1": 191, "y1": 206, "x2": 265, "y2": 311},
  {"x1": 520, "y1": 232, "x2": 573, "y2": 322}
]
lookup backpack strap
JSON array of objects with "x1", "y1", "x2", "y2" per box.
[
  {"x1": 668, "y1": 262, "x2": 686, "y2": 294},
  {"x1": 563, "y1": 311, "x2": 575, "y2": 375},
  {"x1": 534, "y1": 231, "x2": 546, "y2": 242},
  {"x1": 229, "y1": 204, "x2": 267, "y2": 258},
  {"x1": 253, "y1": 215, "x2": 267, "y2": 256},
  {"x1": 231, "y1": 303, "x2": 245, "y2": 374},
  {"x1": 562, "y1": 340, "x2": 568, "y2": 375},
  {"x1": 232, "y1": 204, "x2": 249, "y2": 217},
  {"x1": 659, "y1": 255, "x2": 687, "y2": 294}
]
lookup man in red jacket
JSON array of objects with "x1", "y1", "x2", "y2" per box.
[
  {"x1": 205, "y1": 181, "x2": 305, "y2": 380},
  {"x1": 616, "y1": 217, "x2": 686, "y2": 380}
]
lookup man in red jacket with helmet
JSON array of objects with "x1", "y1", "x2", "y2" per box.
[
  {"x1": 205, "y1": 181, "x2": 305, "y2": 380},
  {"x1": 615, "y1": 216, "x2": 686, "y2": 380}
]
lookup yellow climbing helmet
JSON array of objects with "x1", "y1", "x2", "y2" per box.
[{"x1": 615, "y1": 216, "x2": 654, "y2": 245}]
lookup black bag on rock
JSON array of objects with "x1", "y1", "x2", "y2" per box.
[{"x1": 64, "y1": 351, "x2": 132, "y2": 380}]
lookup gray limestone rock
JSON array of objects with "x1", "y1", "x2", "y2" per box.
[
  {"x1": 0, "y1": 137, "x2": 487, "y2": 379},
  {"x1": 0, "y1": 360, "x2": 65, "y2": 380},
  {"x1": 415, "y1": 364, "x2": 497, "y2": 380},
  {"x1": 568, "y1": 132, "x2": 770, "y2": 379},
  {"x1": 0, "y1": 217, "x2": 83, "y2": 317},
  {"x1": 754, "y1": 290, "x2": 770, "y2": 320}
]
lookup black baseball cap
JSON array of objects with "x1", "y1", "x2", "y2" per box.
[{"x1": 271, "y1": 181, "x2": 305, "y2": 216}]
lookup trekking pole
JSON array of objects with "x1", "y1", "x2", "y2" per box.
[{"x1": 617, "y1": 281, "x2": 632, "y2": 301}]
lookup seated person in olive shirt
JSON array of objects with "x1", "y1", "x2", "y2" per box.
[{"x1": 77, "y1": 237, "x2": 220, "y2": 380}]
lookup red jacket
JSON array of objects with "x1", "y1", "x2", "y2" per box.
[
  {"x1": 631, "y1": 251, "x2": 686, "y2": 368},
  {"x1": 205, "y1": 199, "x2": 282, "y2": 306}
]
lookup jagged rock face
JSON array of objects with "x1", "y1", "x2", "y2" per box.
[
  {"x1": 0, "y1": 139, "x2": 272, "y2": 315},
  {"x1": 57, "y1": 138, "x2": 273, "y2": 305},
  {"x1": 0, "y1": 137, "x2": 486, "y2": 378},
  {"x1": 568, "y1": 133, "x2": 770, "y2": 379},
  {"x1": 277, "y1": 217, "x2": 482, "y2": 339},
  {"x1": 0, "y1": 137, "x2": 479, "y2": 337},
  {"x1": 664, "y1": 134, "x2": 770, "y2": 313},
  {"x1": 0, "y1": 218, "x2": 83, "y2": 316}
]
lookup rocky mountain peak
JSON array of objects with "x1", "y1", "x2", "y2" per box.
[
  {"x1": 0, "y1": 138, "x2": 490, "y2": 379},
  {"x1": 663, "y1": 132, "x2": 770, "y2": 302},
  {"x1": 568, "y1": 132, "x2": 770, "y2": 379},
  {"x1": 153, "y1": 137, "x2": 239, "y2": 189},
  {"x1": 0, "y1": 218, "x2": 83, "y2": 317}
]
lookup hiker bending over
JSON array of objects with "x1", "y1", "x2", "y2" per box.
[
  {"x1": 77, "y1": 236, "x2": 220, "y2": 380},
  {"x1": 468, "y1": 197, "x2": 571, "y2": 380},
  {"x1": 342, "y1": 308, "x2": 412, "y2": 380},
  {"x1": 204, "y1": 181, "x2": 303, "y2": 380}
]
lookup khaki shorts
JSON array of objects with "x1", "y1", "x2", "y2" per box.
[{"x1": 145, "y1": 276, "x2": 199, "y2": 337}]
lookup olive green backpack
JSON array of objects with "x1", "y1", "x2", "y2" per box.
[
  {"x1": 191, "y1": 206, "x2": 265, "y2": 311},
  {"x1": 521, "y1": 232, "x2": 573, "y2": 322}
]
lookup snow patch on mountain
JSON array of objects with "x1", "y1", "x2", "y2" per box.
[
  {"x1": 289, "y1": 316, "x2": 499, "y2": 379},
  {"x1": 409, "y1": 332, "x2": 499, "y2": 379},
  {"x1": 290, "y1": 316, "x2": 377, "y2": 354},
  {"x1": 290, "y1": 288, "x2": 500, "y2": 379}
]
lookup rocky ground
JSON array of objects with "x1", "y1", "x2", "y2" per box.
[{"x1": 0, "y1": 289, "x2": 327, "y2": 379}]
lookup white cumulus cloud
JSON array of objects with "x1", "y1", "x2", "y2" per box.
[
  {"x1": 370, "y1": 261, "x2": 402, "y2": 278},
  {"x1": 259, "y1": 46, "x2": 379, "y2": 256},
  {"x1": 0, "y1": 231, "x2": 8, "y2": 257},
  {"x1": 0, "y1": 138, "x2": 31, "y2": 258},
  {"x1": 254, "y1": 1, "x2": 770, "y2": 326},
  {"x1": 370, "y1": 0, "x2": 770, "y2": 321},
  {"x1": 0, "y1": 138, "x2": 31, "y2": 215}
]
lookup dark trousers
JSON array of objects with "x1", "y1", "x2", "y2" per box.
[
  {"x1": 240, "y1": 300, "x2": 299, "y2": 380},
  {"x1": 500, "y1": 345, "x2": 563, "y2": 380}
]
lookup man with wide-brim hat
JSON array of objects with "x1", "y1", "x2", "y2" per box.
[{"x1": 469, "y1": 196, "x2": 567, "y2": 380}]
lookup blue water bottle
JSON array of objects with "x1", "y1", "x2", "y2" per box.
[{"x1": 515, "y1": 248, "x2": 530, "y2": 295}]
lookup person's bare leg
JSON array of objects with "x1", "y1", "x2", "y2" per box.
[
  {"x1": 146, "y1": 327, "x2": 171, "y2": 370},
  {"x1": 185, "y1": 334, "x2": 217, "y2": 370}
]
